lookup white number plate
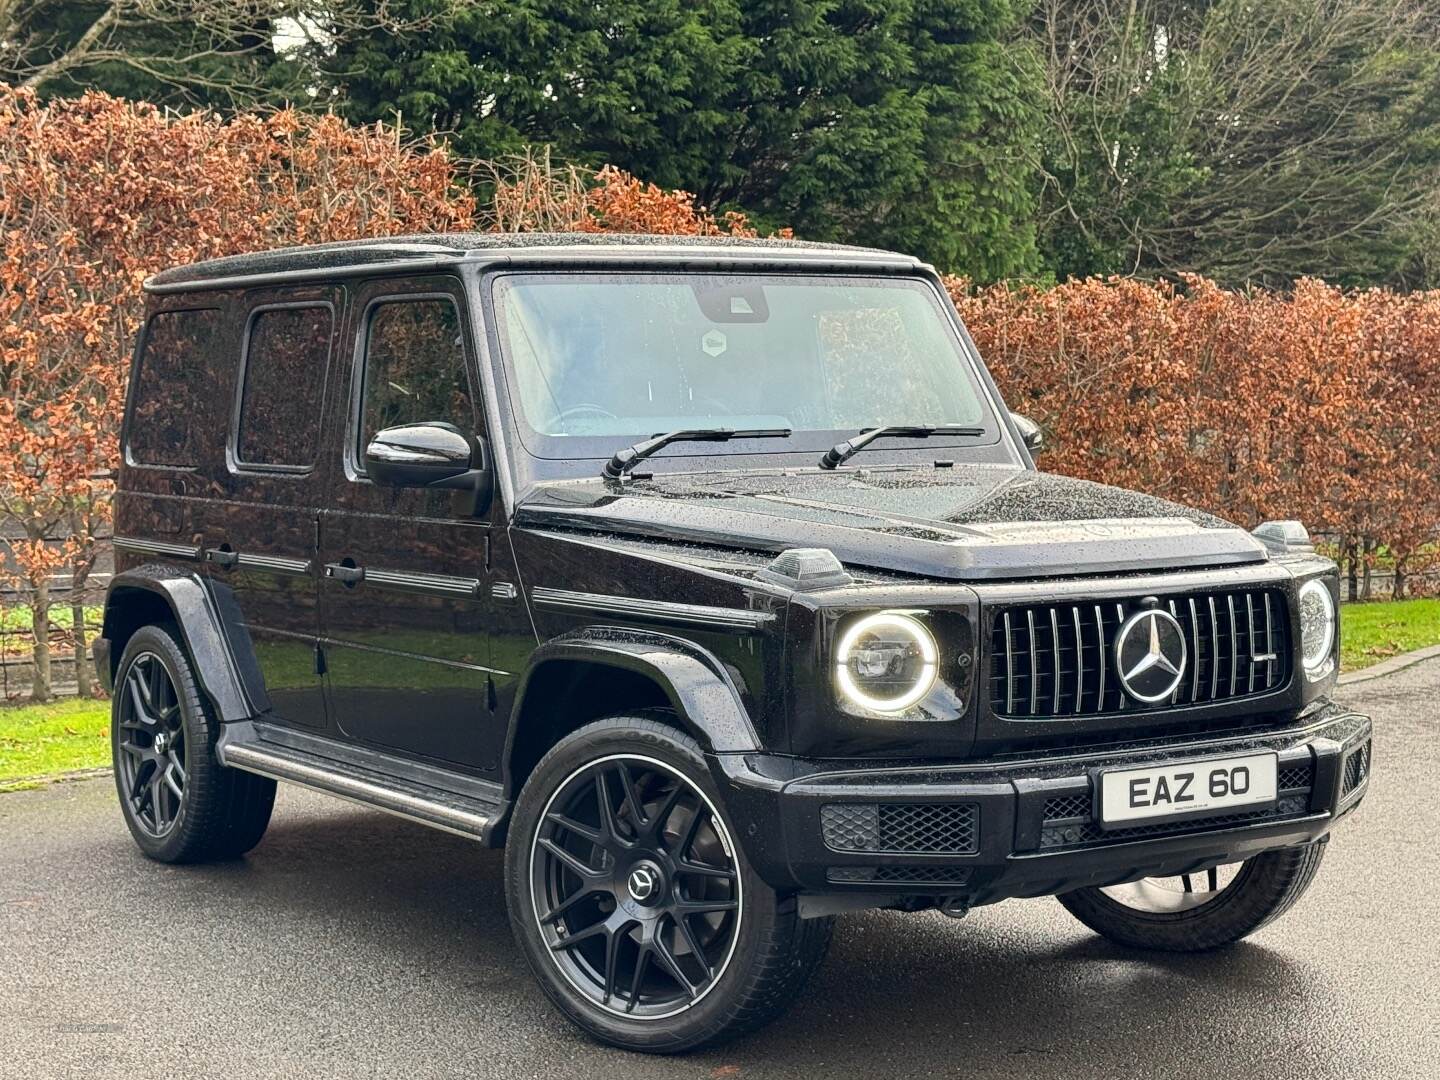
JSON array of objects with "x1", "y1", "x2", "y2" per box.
[{"x1": 1098, "y1": 752, "x2": 1278, "y2": 826}]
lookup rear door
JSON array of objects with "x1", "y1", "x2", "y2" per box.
[
  {"x1": 199, "y1": 288, "x2": 338, "y2": 731},
  {"x1": 317, "y1": 276, "x2": 502, "y2": 772}
]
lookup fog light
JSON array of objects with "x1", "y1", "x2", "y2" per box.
[{"x1": 835, "y1": 612, "x2": 937, "y2": 713}]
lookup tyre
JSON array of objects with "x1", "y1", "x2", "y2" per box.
[
  {"x1": 1057, "y1": 840, "x2": 1327, "y2": 952},
  {"x1": 111, "y1": 624, "x2": 276, "y2": 863},
  {"x1": 505, "y1": 714, "x2": 832, "y2": 1053}
]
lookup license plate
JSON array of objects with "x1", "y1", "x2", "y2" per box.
[{"x1": 1098, "y1": 752, "x2": 1278, "y2": 827}]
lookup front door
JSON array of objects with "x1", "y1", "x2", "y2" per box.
[{"x1": 317, "y1": 276, "x2": 501, "y2": 773}]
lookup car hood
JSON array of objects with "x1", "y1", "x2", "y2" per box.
[{"x1": 513, "y1": 465, "x2": 1268, "y2": 582}]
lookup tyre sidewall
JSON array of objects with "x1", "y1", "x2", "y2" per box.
[
  {"x1": 504, "y1": 716, "x2": 789, "y2": 1053},
  {"x1": 111, "y1": 625, "x2": 209, "y2": 862}
]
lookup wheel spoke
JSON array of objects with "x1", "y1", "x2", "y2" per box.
[
  {"x1": 676, "y1": 858, "x2": 736, "y2": 882},
  {"x1": 164, "y1": 765, "x2": 184, "y2": 802},
  {"x1": 594, "y1": 769, "x2": 627, "y2": 848},
  {"x1": 550, "y1": 920, "x2": 609, "y2": 953},
  {"x1": 601, "y1": 921, "x2": 627, "y2": 1005},
  {"x1": 537, "y1": 885, "x2": 605, "y2": 926},
  {"x1": 147, "y1": 657, "x2": 165, "y2": 716},
  {"x1": 128, "y1": 760, "x2": 151, "y2": 801},
  {"x1": 168, "y1": 751, "x2": 186, "y2": 785},
  {"x1": 676, "y1": 802, "x2": 708, "y2": 861},
  {"x1": 1208, "y1": 866, "x2": 1219, "y2": 892},
  {"x1": 625, "y1": 945, "x2": 652, "y2": 1013},
  {"x1": 545, "y1": 811, "x2": 601, "y2": 845},
  {"x1": 674, "y1": 897, "x2": 738, "y2": 917},
  {"x1": 1182, "y1": 874, "x2": 1195, "y2": 894},
  {"x1": 537, "y1": 837, "x2": 602, "y2": 881},
  {"x1": 652, "y1": 928, "x2": 699, "y2": 1000},
  {"x1": 150, "y1": 769, "x2": 168, "y2": 827},
  {"x1": 674, "y1": 913, "x2": 712, "y2": 982},
  {"x1": 647, "y1": 784, "x2": 684, "y2": 841},
  {"x1": 125, "y1": 676, "x2": 153, "y2": 730},
  {"x1": 614, "y1": 762, "x2": 647, "y2": 830}
]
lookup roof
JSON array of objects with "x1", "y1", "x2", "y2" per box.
[{"x1": 145, "y1": 231, "x2": 920, "y2": 293}]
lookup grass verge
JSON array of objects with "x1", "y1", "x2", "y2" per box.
[
  {"x1": 0, "y1": 697, "x2": 110, "y2": 792},
  {"x1": 1341, "y1": 598, "x2": 1440, "y2": 672}
]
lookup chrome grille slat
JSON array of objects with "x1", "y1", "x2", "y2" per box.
[
  {"x1": 1050, "y1": 608, "x2": 1062, "y2": 715},
  {"x1": 1003, "y1": 611, "x2": 1016, "y2": 714},
  {"x1": 991, "y1": 588, "x2": 1290, "y2": 719},
  {"x1": 1208, "y1": 596, "x2": 1220, "y2": 701},
  {"x1": 1027, "y1": 610, "x2": 1038, "y2": 715}
]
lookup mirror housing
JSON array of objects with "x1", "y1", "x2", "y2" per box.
[
  {"x1": 1010, "y1": 412, "x2": 1044, "y2": 454},
  {"x1": 364, "y1": 422, "x2": 493, "y2": 511}
]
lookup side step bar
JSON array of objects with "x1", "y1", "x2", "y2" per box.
[{"x1": 217, "y1": 722, "x2": 503, "y2": 842}]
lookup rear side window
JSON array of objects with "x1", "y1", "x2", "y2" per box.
[
  {"x1": 235, "y1": 305, "x2": 333, "y2": 470},
  {"x1": 127, "y1": 308, "x2": 222, "y2": 467},
  {"x1": 358, "y1": 297, "x2": 474, "y2": 461}
]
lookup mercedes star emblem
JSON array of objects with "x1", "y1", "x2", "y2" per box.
[{"x1": 1115, "y1": 607, "x2": 1188, "y2": 703}]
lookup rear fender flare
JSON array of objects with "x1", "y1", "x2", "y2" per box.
[{"x1": 101, "y1": 566, "x2": 267, "y2": 723}]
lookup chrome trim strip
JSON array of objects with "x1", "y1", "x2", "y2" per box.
[
  {"x1": 221, "y1": 743, "x2": 490, "y2": 840},
  {"x1": 531, "y1": 587, "x2": 775, "y2": 630},
  {"x1": 1168, "y1": 599, "x2": 1181, "y2": 705},
  {"x1": 1208, "y1": 596, "x2": 1220, "y2": 700},
  {"x1": 1188, "y1": 597, "x2": 1201, "y2": 701},
  {"x1": 113, "y1": 536, "x2": 201, "y2": 561},
  {"x1": 1227, "y1": 593, "x2": 1239, "y2": 696},
  {"x1": 236, "y1": 552, "x2": 311, "y2": 575},
  {"x1": 364, "y1": 568, "x2": 481, "y2": 598},
  {"x1": 1114, "y1": 603, "x2": 1126, "y2": 710},
  {"x1": 1072, "y1": 607, "x2": 1084, "y2": 712}
]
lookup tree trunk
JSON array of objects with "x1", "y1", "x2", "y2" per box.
[
  {"x1": 30, "y1": 578, "x2": 51, "y2": 702},
  {"x1": 1345, "y1": 540, "x2": 1359, "y2": 602},
  {"x1": 71, "y1": 599, "x2": 91, "y2": 697},
  {"x1": 1393, "y1": 557, "x2": 1407, "y2": 601}
]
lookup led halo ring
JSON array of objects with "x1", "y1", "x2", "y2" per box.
[
  {"x1": 834, "y1": 612, "x2": 938, "y2": 713},
  {"x1": 1297, "y1": 578, "x2": 1336, "y2": 674}
]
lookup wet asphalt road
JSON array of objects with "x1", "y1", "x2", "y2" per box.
[{"x1": 3, "y1": 663, "x2": 1437, "y2": 1080}]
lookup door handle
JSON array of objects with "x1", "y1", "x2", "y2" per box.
[{"x1": 324, "y1": 562, "x2": 365, "y2": 585}]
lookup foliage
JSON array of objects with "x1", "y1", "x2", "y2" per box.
[
  {"x1": 327, "y1": 0, "x2": 1042, "y2": 281},
  {"x1": 0, "y1": 697, "x2": 111, "y2": 790},
  {"x1": 1026, "y1": 0, "x2": 1440, "y2": 288},
  {"x1": 951, "y1": 274, "x2": 1440, "y2": 593},
  {"x1": 0, "y1": 87, "x2": 475, "y2": 699}
]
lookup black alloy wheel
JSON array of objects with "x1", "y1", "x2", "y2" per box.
[
  {"x1": 115, "y1": 650, "x2": 188, "y2": 837},
  {"x1": 111, "y1": 623, "x2": 276, "y2": 863},
  {"x1": 530, "y1": 753, "x2": 742, "y2": 1019}
]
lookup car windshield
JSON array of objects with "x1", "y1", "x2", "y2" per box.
[{"x1": 487, "y1": 271, "x2": 999, "y2": 462}]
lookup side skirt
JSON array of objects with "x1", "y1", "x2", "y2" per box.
[{"x1": 217, "y1": 720, "x2": 507, "y2": 843}]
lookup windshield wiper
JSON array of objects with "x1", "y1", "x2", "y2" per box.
[
  {"x1": 603, "y1": 427, "x2": 792, "y2": 480},
  {"x1": 818, "y1": 424, "x2": 986, "y2": 470}
]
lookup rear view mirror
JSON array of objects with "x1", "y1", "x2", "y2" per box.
[
  {"x1": 1010, "y1": 412, "x2": 1044, "y2": 454},
  {"x1": 365, "y1": 422, "x2": 493, "y2": 512}
]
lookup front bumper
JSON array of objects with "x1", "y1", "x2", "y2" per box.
[{"x1": 713, "y1": 708, "x2": 1371, "y2": 908}]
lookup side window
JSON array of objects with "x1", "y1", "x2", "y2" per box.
[
  {"x1": 235, "y1": 305, "x2": 333, "y2": 470},
  {"x1": 127, "y1": 308, "x2": 222, "y2": 467},
  {"x1": 358, "y1": 297, "x2": 474, "y2": 461}
]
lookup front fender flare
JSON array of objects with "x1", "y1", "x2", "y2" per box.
[
  {"x1": 101, "y1": 565, "x2": 266, "y2": 723},
  {"x1": 504, "y1": 627, "x2": 761, "y2": 767}
]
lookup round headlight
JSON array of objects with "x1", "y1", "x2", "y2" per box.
[
  {"x1": 1297, "y1": 579, "x2": 1336, "y2": 676},
  {"x1": 835, "y1": 612, "x2": 938, "y2": 713}
]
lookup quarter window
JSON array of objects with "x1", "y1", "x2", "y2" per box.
[
  {"x1": 358, "y1": 298, "x2": 474, "y2": 462},
  {"x1": 235, "y1": 305, "x2": 333, "y2": 469},
  {"x1": 127, "y1": 308, "x2": 222, "y2": 467}
]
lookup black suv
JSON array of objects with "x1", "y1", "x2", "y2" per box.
[{"x1": 97, "y1": 233, "x2": 1371, "y2": 1052}]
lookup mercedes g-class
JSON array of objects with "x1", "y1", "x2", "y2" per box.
[{"x1": 97, "y1": 233, "x2": 1370, "y2": 1052}]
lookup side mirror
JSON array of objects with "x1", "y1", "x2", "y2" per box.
[
  {"x1": 1010, "y1": 412, "x2": 1044, "y2": 454},
  {"x1": 365, "y1": 422, "x2": 493, "y2": 510}
]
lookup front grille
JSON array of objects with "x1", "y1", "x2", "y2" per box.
[
  {"x1": 827, "y1": 866, "x2": 973, "y2": 885},
  {"x1": 1342, "y1": 741, "x2": 1371, "y2": 796},
  {"x1": 1038, "y1": 761, "x2": 1315, "y2": 850},
  {"x1": 991, "y1": 588, "x2": 1290, "y2": 719},
  {"x1": 820, "y1": 803, "x2": 979, "y2": 854}
]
